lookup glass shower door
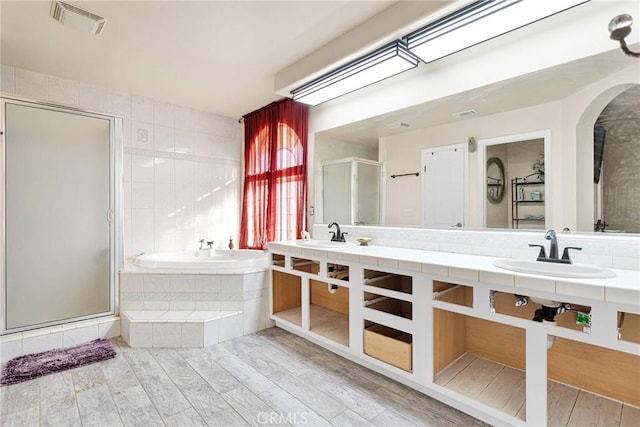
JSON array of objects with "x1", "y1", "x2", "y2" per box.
[
  {"x1": 356, "y1": 162, "x2": 381, "y2": 225},
  {"x1": 4, "y1": 101, "x2": 115, "y2": 331}
]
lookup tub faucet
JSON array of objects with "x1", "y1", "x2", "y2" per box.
[
  {"x1": 529, "y1": 229, "x2": 582, "y2": 264},
  {"x1": 328, "y1": 222, "x2": 347, "y2": 242},
  {"x1": 199, "y1": 239, "x2": 214, "y2": 250}
]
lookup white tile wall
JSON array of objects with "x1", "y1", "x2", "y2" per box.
[
  {"x1": 48, "y1": 76, "x2": 78, "y2": 105},
  {"x1": 22, "y1": 332, "x2": 63, "y2": 355},
  {"x1": 219, "y1": 315, "x2": 243, "y2": 342},
  {"x1": 0, "y1": 316, "x2": 123, "y2": 361},
  {"x1": 204, "y1": 319, "x2": 219, "y2": 346},
  {"x1": 1, "y1": 64, "x2": 15, "y2": 93},
  {"x1": 152, "y1": 323, "x2": 182, "y2": 348},
  {"x1": 314, "y1": 225, "x2": 640, "y2": 271},
  {"x1": 129, "y1": 323, "x2": 153, "y2": 347},
  {"x1": 182, "y1": 323, "x2": 204, "y2": 347},
  {"x1": 63, "y1": 324, "x2": 100, "y2": 347},
  {"x1": 2, "y1": 64, "x2": 242, "y2": 258}
]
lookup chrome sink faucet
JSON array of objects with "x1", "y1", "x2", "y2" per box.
[
  {"x1": 529, "y1": 229, "x2": 582, "y2": 264},
  {"x1": 545, "y1": 229, "x2": 558, "y2": 259},
  {"x1": 328, "y1": 222, "x2": 347, "y2": 242}
]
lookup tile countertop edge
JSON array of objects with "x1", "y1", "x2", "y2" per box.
[{"x1": 267, "y1": 241, "x2": 640, "y2": 305}]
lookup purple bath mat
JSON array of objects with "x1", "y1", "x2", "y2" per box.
[{"x1": 1, "y1": 338, "x2": 116, "y2": 386}]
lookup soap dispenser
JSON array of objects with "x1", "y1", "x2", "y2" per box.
[{"x1": 228, "y1": 236, "x2": 234, "y2": 250}]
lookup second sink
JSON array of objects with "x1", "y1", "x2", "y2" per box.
[{"x1": 493, "y1": 259, "x2": 616, "y2": 279}]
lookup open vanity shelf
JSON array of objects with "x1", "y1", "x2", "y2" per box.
[{"x1": 269, "y1": 244, "x2": 639, "y2": 426}]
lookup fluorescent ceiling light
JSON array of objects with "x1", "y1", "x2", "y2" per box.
[
  {"x1": 292, "y1": 41, "x2": 419, "y2": 106},
  {"x1": 405, "y1": 0, "x2": 590, "y2": 64},
  {"x1": 50, "y1": 1, "x2": 107, "y2": 35}
]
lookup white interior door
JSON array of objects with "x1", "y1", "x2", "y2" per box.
[{"x1": 422, "y1": 145, "x2": 467, "y2": 227}]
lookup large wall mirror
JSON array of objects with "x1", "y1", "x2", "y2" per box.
[{"x1": 311, "y1": 48, "x2": 638, "y2": 234}]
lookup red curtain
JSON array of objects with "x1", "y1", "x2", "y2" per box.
[{"x1": 239, "y1": 99, "x2": 308, "y2": 249}]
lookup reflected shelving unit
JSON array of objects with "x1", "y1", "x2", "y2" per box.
[{"x1": 511, "y1": 178, "x2": 545, "y2": 229}]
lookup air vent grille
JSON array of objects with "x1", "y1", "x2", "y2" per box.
[
  {"x1": 49, "y1": 1, "x2": 107, "y2": 35},
  {"x1": 451, "y1": 109, "x2": 478, "y2": 119}
]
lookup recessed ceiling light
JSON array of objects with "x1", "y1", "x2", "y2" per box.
[{"x1": 49, "y1": 1, "x2": 107, "y2": 35}]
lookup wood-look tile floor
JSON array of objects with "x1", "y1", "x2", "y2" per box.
[
  {"x1": 435, "y1": 353, "x2": 640, "y2": 427},
  {"x1": 1, "y1": 327, "x2": 486, "y2": 427}
]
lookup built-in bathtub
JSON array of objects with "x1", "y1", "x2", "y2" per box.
[
  {"x1": 134, "y1": 249, "x2": 269, "y2": 271},
  {"x1": 120, "y1": 249, "x2": 272, "y2": 347}
]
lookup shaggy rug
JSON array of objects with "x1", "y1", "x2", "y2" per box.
[{"x1": 1, "y1": 338, "x2": 116, "y2": 386}]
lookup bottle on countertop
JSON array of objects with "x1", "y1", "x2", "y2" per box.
[{"x1": 228, "y1": 236, "x2": 234, "y2": 250}]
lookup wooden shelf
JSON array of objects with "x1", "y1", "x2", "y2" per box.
[
  {"x1": 310, "y1": 304, "x2": 349, "y2": 347},
  {"x1": 273, "y1": 306, "x2": 302, "y2": 326}
]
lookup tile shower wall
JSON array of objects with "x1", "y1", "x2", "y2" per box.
[{"x1": 1, "y1": 65, "x2": 241, "y2": 257}]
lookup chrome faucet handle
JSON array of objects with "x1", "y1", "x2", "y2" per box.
[
  {"x1": 561, "y1": 247, "x2": 582, "y2": 263},
  {"x1": 529, "y1": 244, "x2": 547, "y2": 261},
  {"x1": 207, "y1": 240, "x2": 214, "y2": 248},
  {"x1": 544, "y1": 229, "x2": 558, "y2": 259}
]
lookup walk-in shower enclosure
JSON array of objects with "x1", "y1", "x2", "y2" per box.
[
  {"x1": 1, "y1": 96, "x2": 122, "y2": 334},
  {"x1": 322, "y1": 157, "x2": 382, "y2": 225}
]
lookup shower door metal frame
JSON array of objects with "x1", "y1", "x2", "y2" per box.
[{"x1": 0, "y1": 95, "x2": 123, "y2": 335}]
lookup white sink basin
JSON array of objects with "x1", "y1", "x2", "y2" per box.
[
  {"x1": 493, "y1": 259, "x2": 616, "y2": 279},
  {"x1": 299, "y1": 240, "x2": 358, "y2": 249}
]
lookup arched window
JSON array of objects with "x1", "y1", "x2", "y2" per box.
[{"x1": 240, "y1": 99, "x2": 308, "y2": 249}]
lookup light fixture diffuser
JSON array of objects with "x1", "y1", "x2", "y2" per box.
[
  {"x1": 292, "y1": 41, "x2": 419, "y2": 106},
  {"x1": 405, "y1": 0, "x2": 589, "y2": 64},
  {"x1": 50, "y1": 1, "x2": 107, "y2": 35}
]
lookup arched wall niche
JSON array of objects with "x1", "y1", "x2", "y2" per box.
[{"x1": 575, "y1": 82, "x2": 638, "y2": 232}]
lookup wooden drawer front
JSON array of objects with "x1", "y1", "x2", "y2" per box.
[{"x1": 364, "y1": 324, "x2": 412, "y2": 371}]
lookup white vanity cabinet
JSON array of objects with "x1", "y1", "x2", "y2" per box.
[{"x1": 268, "y1": 243, "x2": 639, "y2": 426}]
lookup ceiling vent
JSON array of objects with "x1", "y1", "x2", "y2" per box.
[
  {"x1": 451, "y1": 109, "x2": 478, "y2": 119},
  {"x1": 50, "y1": 1, "x2": 107, "y2": 35}
]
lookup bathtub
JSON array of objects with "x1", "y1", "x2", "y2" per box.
[
  {"x1": 121, "y1": 248, "x2": 272, "y2": 343},
  {"x1": 133, "y1": 249, "x2": 269, "y2": 270}
]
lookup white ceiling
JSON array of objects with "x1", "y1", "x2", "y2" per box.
[
  {"x1": 0, "y1": 0, "x2": 396, "y2": 118},
  {"x1": 3, "y1": 0, "x2": 638, "y2": 140}
]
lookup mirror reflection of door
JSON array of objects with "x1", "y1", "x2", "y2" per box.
[
  {"x1": 421, "y1": 145, "x2": 466, "y2": 227},
  {"x1": 484, "y1": 137, "x2": 545, "y2": 229}
]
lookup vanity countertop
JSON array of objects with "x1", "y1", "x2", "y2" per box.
[{"x1": 268, "y1": 240, "x2": 640, "y2": 306}]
